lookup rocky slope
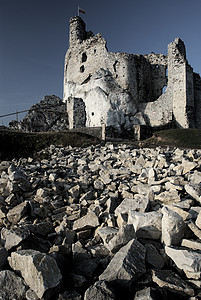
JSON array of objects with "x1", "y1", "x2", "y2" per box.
[
  {"x1": 0, "y1": 143, "x2": 201, "y2": 299},
  {"x1": 9, "y1": 95, "x2": 68, "y2": 132}
]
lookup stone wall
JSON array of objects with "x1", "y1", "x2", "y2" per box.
[{"x1": 63, "y1": 17, "x2": 201, "y2": 133}]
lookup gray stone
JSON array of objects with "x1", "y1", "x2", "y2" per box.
[
  {"x1": 128, "y1": 211, "x2": 162, "y2": 240},
  {"x1": 161, "y1": 206, "x2": 186, "y2": 246},
  {"x1": 97, "y1": 226, "x2": 118, "y2": 245},
  {"x1": 73, "y1": 211, "x2": 99, "y2": 231},
  {"x1": 84, "y1": 280, "x2": 115, "y2": 300},
  {"x1": 181, "y1": 239, "x2": 201, "y2": 251},
  {"x1": 107, "y1": 224, "x2": 136, "y2": 253},
  {"x1": 165, "y1": 246, "x2": 201, "y2": 279},
  {"x1": 152, "y1": 269, "x2": 194, "y2": 296},
  {"x1": 8, "y1": 249, "x2": 62, "y2": 299},
  {"x1": 145, "y1": 243, "x2": 165, "y2": 269},
  {"x1": 99, "y1": 239, "x2": 146, "y2": 286},
  {"x1": 185, "y1": 184, "x2": 201, "y2": 203},
  {"x1": 1, "y1": 227, "x2": 30, "y2": 250},
  {"x1": 196, "y1": 210, "x2": 201, "y2": 229},
  {"x1": 114, "y1": 196, "x2": 149, "y2": 217},
  {"x1": 0, "y1": 270, "x2": 28, "y2": 300},
  {"x1": 6, "y1": 201, "x2": 29, "y2": 224}
]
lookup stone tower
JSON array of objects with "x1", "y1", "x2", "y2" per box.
[{"x1": 69, "y1": 16, "x2": 86, "y2": 46}]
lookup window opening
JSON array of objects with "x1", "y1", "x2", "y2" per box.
[
  {"x1": 82, "y1": 53, "x2": 87, "y2": 63},
  {"x1": 80, "y1": 65, "x2": 85, "y2": 73}
]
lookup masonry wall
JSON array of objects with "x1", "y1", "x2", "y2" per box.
[{"x1": 63, "y1": 17, "x2": 201, "y2": 132}]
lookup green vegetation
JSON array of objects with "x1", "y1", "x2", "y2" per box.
[
  {"x1": 0, "y1": 130, "x2": 100, "y2": 160},
  {"x1": 152, "y1": 128, "x2": 201, "y2": 148}
]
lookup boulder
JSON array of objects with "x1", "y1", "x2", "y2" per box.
[
  {"x1": 73, "y1": 211, "x2": 99, "y2": 231},
  {"x1": 8, "y1": 249, "x2": 62, "y2": 299},
  {"x1": 165, "y1": 246, "x2": 201, "y2": 279},
  {"x1": 128, "y1": 211, "x2": 162, "y2": 240},
  {"x1": 161, "y1": 206, "x2": 186, "y2": 246},
  {"x1": 99, "y1": 239, "x2": 146, "y2": 286},
  {"x1": 1, "y1": 227, "x2": 30, "y2": 250}
]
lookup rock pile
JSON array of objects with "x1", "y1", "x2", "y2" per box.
[
  {"x1": 9, "y1": 95, "x2": 68, "y2": 132},
  {"x1": 1, "y1": 143, "x2": 201, "y2": 299}
]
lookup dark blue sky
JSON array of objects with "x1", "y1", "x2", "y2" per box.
[{"x1": 1, "y1": 0, "x2": 201, "y2": 125}]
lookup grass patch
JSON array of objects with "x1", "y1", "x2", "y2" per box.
[
  {"x1": 152, "y1": 128, "x2": 201, "y2": 148},
  {"x1": 0, "y1": 130, "x2": 100, "y2": 160}
]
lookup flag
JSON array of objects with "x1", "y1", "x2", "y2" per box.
[{"x1": 78, "y1": 6, "x2": 86, "y2": 15}]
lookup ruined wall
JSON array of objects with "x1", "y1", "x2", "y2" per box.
[
  {"x1": 67, "y1": 97, "x2": 86, "y2": 129},
  {"x1": 63, "y1": 17, "x2": 201, "y2": 132},
  {"x1": 194, "y1": 73, "x2": 201, "y2": 128}
]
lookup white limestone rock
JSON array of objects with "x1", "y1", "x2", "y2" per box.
[
  {"x1": 97, "y1": 227, "x2": 118, "y2": 245},
  {"x1": 161, "y1": 206, "x2": 186, "y2": 246},
  {"x1": 195, "y1": 210, "x2": 201, "y2": 229},
  {"x1": 185, "y1": 183, "x2": 201, "y2": 204},
  {"x1": 128, "y1": 211, "x2": 162, "y2": 240},
  {"x1": 99, "y1": 239, "x2": 146, "y2": 286},
  {"x1": 8, "y1": 249, "x2": 62, "y2": 299},
  {"x1": 106, "y1": 224, "x2": 136, "y2": 253},
  {"x1": 73, "y1": 211, "x2": 99, "y2": 231},
  {"x1": 1, "y1": 227, "x2": 30, "y2": 250},
  {"x1": 114, "y1": 196, "x2": 149, "y2": 217},
  {"x1": 6, "y1": 201, "x2": 29, "y2": 224},
  {"x1": 165, "y1": 246, "x2": 201, "y2": 279},
  {"x1": 181, "y1": 239, "x2": 201, "y2": 251}
]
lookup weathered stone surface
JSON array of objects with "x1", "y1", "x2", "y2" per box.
[
  {"x1": 8, "y1": 250, "x2": 62, "y2": 299},
  {"x1": 161, "y1": 206, "x2": 186, "y2": 246},
  {"x1": 115, "y1": 196, "x2": 149, "y2": 217},
  {"x1": 84, "y1": 280, "x2": 116, "y2": 300},
  {"x1": 185, "y1": 184, "x2": 201, "y2": 203},
  {"x1": 107, "y1": 224, "x2": 136, "y2": 253},
  {"x1": 165, "y1": 246, "x2": 201, "y2": 279},
  {"x1": 99, "y1": 239, "x2": 146, "y2": 286},
  {"x1": 145, "y1": 243, "x2": 164, "y2": 269},
  {"x1": 1, "y1": 227, "x2": 30, "y2": 250},
  {"x1": 0, "y1": 270, "x2": 28, "y2": 300},
  {"x1": 128, "y1": 211, "x2": 162, "y2": 240},
  {"x1": 6, "y1": 201, "x2": 29, "y2": 224},
  {"x1": 152, "y1": 269, "x2": 194, "y2": 296},
  {"x1": 181, "y1": 239, "x2": 201, "y2": 251},
  {"x1": 73, "y1": 211, "x2": 99, "y2": 231}
]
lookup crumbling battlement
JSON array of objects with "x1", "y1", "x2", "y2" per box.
[{"x1": 63, "y1": 16, "x2": 201, "y2": 133}]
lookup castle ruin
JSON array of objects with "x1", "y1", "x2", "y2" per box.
[{"x1": 63, "y1": 16, "x2": 201, "y2": 135}]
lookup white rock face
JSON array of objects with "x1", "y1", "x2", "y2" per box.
[
  {"x1": 161, "y1": 206, "x2": 186, "y2": 246},
  {"x1": 8, "y1": 250, "x2": 62, "y2": 299},
  {"x1": 128, "y1": 211, "x2": 162, "y2": 240},
  {"x1": 165, "y1": 246, "x2": 201, "y2": 279}
]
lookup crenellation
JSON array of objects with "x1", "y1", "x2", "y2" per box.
[{"x1": 63, "y1": 17, "x2": 201, "y2": 134}]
